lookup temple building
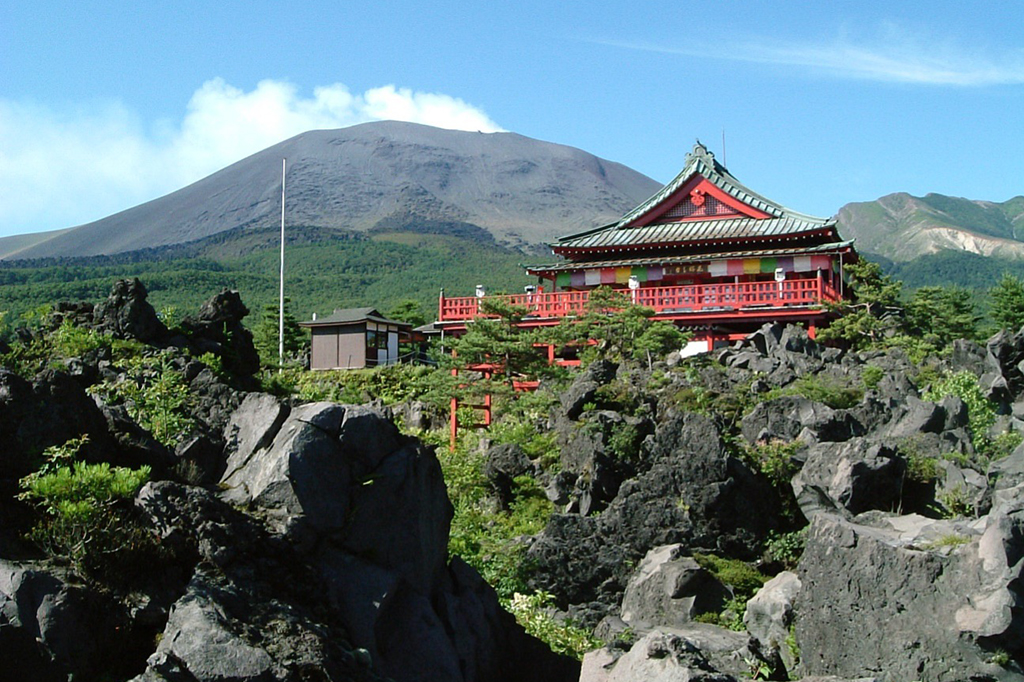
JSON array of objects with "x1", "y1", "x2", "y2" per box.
[{"x1": 437, "y1": 141, "x2": 857, "y2": 354}]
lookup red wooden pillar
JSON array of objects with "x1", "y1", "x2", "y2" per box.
[
  {"x1": 808, "y1": 322, "x2": 817, "y2": 340},
  {"x1": 450, "y1": 365, "x2": 458, "y2": 451}
]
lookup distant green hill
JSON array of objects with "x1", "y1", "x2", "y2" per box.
[
  {"x1": 838, "y1": 193, "x2": 1024, "y2": 263},
  {"x1": 0, "y1": 226, "x2": 532, "y2": 327}
]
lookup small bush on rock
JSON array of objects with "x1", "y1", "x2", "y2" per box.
[
  {"x1": 764, "y1": 528, "x2": 808, "y2": 570},
  {"x1": 96, "y1": 355, "x2": 195, "y2": 447},
  {"x1": 766, "y1": 374, "x2": 863, "y2": 410},
  {"x1": 693, "y1": 553, "x2": 767, "y2": 600},
  {"x1": 504, "y1": 590, "x2": 600, "y2": 660},
  {"x1": 18, "y1": 437, "x2": 154, "y2": 579},
  {"x1": 923, "y1": 371, "x2": 1006, "y2": 459},
  {"x1": 742, "y1": 440, "x2": 800, "y2": 488}
]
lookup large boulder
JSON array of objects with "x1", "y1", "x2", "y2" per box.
[
  {"x1": 580, "y1": 629, "x2": 740, "y2": 682},
  {"x1": 557, "y1": 409, "x2": 650, "y2": 516},
  {"x1": 221, "y1": 401, "x2": 451, "y2": 593},
  {"x1": 796, "y1": 510, "x2": 1024, "y2": 681},
  {"x1": 561, "y1": 360, "x2": 618, "y2": 420},
  {"x1": 0, "y1": 368, "x2": 155, "y2": 478},
  {"x1": 986, "y1": 328, "x2": 1024, "y2": 400},
  {"x1": 620, "y1": 545, "x2": 729, "y2": 630},
  {"x1": 791, "y1": 439, "x2": 906, "y2": 518},
  {"x1": 135, "y1": 568, "x2": 385, "y2": 682},
  {"x1": 483, "y1": 442, "x2": 534, "y2": 509},
  {"x1": 741, "y1": 396, "x2": 862, "y2": 445},
  {"x1": 0, "y1": 560, "x2": 136, "y2": 682},
  {"x1": 745, "y1": 571, "x2": 801, "y2": 674},
  {"x1": 179, "y1": 289, "x2": 260, "y2": 379}
]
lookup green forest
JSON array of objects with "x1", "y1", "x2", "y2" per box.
[
  {"x1": 0, "y1": 226, "x2": 534, "y2": 328},
  {"x1": 5, "y1": 223, "x2": 1024, "y2": 341}
]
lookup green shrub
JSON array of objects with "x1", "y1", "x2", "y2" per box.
[
  {"x1": 18, "y1": 440, "x2": 153, "y2": 579},
  {"x1": 607, "y1": 421, "x2": 643, "y2": 462},
  {"x1": 861, "y1": 364, "x2": 884, "y2": 390},
  {"x1": 504, "y1": 591, "x2": 600, "y2": 660},
  {"x1": 904, "y1": 450, "x2": 940, "y2": 484},
  {"x1": 935, "y1": 486, "x2": 973, "y2": 518},
  {"x1": 924, "y1": 371, "x2": 1005, "y2": 458},
  {"x1": 767, "y1": 374, "x2": 863, "y2": 410},
  {"x1": 96, "y1": 356, "x2": 195, "y2": 447},
  {"x1": 742, "y1": 440, "x2": 800, "y2": 488},
  {"x1": 693, "y1": 553, "x2": 767, "y2": 601},
  {"x1": 693, "y1": 595, "x2": 749, "y2": 631},
  {"x1": 920, "y1": 533, "x2": 972, "y2": 551},
  {"x1": 764, "y1": 528, "x2": 808, "y2": 569},
  {"x1": 439, "y1": 430, "x2": 554, "y2": 601}
]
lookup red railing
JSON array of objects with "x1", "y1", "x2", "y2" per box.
[{"x1": 439, "y1": 279, "x2": 841, "y2": 322}]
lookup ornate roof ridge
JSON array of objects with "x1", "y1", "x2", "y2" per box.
[{"x1": 609, "y1": 140, "x2": 829, "y2": 231}]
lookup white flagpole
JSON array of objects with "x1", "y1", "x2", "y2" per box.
[{"x1": 279, "y1": 158, "x2": 286, "y2": 368}]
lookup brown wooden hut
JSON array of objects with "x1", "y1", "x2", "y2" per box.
[{"x1": 301, "y1": 307, "x2": 411, "y2": 370}]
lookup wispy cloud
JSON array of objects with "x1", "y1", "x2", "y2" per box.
[
  {"x1": 595, "y1": 28, "x2": 1024, "y2": 86},
  {"x1": 0, "y1": 80, "x2": 504, "y2": 236}
]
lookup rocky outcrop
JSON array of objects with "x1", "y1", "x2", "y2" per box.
[
  {"x1": 797, "y1": 511, "x2": 1024, "y2": 681},
  {"x1": 580, "y1": 630, "x2": 739, "y2": 682},
  {"x1": 0, "y1": 282, "x2": 579, "y2": 682},
  {"x1": 0, "y1": 559, "x2": 143, "y2": 682},
  {"x1": 619, "y1": 545, "x2": 729, "y2": 630},
  {"x1": 179, "y1": 288, "x2": 260, "y2": 380},
  {"x1": 91, "y1": 277, "x2": 168, "y2": 343},
  {"x1": 745, "y1": 571, "x2": 801, "y2": 674},
  {"x1": 484, "y1": 442, "x2": 534, "y2": 509},
  {"x1": 528, "y1": 412, "x2": 777, "y2": 620},
  {"x1": 791, "y1": 440, "x2": 905, "y2": 518},
  {"x1": 216, "y1": 396, "x2": 575, "y2": 682}
]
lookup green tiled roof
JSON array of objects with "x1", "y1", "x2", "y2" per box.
[
  {"x1": 553, "y1": 141, "x2": 836, "y2": 251},
  {"x1": 300, "y1": 307, "x2": 410, "y2": 327},
  {"x1": 527, "y1": 241, "x2": 855, "y2": 274}
]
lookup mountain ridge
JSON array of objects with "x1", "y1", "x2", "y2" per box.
[{"x1": 837, "y1": 191, "x2": 1024, "y2": 262}]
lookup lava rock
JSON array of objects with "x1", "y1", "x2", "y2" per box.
[
  {"x1": 620, "y1": 544, "x2": 729, "y2": 630},
  {"x1": 745, "y1": 571, "x2": 801, "y2": 674},
  {"x1": 92, "y1": 278, "x2": 168, "y2": 343},
  {"x1": 791, "y1": 440, "x2": 905, "y2": 518},
  {"x1": 797, "y1": 511, "x2": 1024, "y2": 681},
  {"x1": 484, "y1": 443, "x2": 534, "y2": 508}
]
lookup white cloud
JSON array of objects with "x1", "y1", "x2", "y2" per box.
[
  {"x1": 595, "y1": 27, "x2": 1024, "y2": 86},
  {"x1": 0, "y1": 80, "x2": 504, "y2": 236}
]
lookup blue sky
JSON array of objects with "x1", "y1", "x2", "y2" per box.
[{"x1": 2, "y1": 1, "x2": 1023, "y2": 238}]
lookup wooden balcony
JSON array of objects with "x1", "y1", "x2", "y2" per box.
[{"x1": 439, "y1": 278, "x2": 841, "y2": 323}]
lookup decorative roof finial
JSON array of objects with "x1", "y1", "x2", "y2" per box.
[{"x1": 691, "y1": 140, "x2": 714, "y2": 163}]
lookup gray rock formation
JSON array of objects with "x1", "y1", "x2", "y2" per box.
[
  {"x1": 580, "y1": 629, "x2": 740, "y2": 682},
  {"x1": 0, "y1": 559, "x2": 132, "y2": 682},
  {"x1": 91, "y1": 277, "x2": 167, "y2": 343},
  {"x1": 744, "y1": 571, "x2": 801, "y2": 674},
  {"x1": 741, "y1": 396, "x2": 862, "y2": 445},
  {"x1": 797, "y1": 511, "x2": 1024, "y2": 681},
  {"x1": 791, "y1": 439, "x2": 905, "y2": 518},
  {"x1": 619, "y1": 545, "x2": 728, "y2": 630},
  {"x1": 528, "y1": 412, "x2": 777, "y2": 618}
]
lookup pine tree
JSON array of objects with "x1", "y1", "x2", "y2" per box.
[
  {"x1": 253, "y1": 298, "x2": 306, "y2": 367},
  {"x1": 905, "y1": 285, "x2": 979, "y2": 347},
  {"x1": 818, "y1": 260, "x2": 904, "y2": 349},
  {"x1": 990, "y1": 273, "x2": 1024, "y2": 333}
]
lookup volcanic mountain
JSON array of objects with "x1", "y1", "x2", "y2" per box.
[{"x1": 1, "y1": 121, "x2": 661, "y2": 260}]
